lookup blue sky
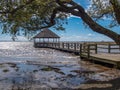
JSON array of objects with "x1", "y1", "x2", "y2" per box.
[
  {"x1": 52, "y1": 17, "x2": 120, "y2": 41},
  {"x1": 0, "y1": 0, "x2": 120, "y2": 42},
  {"x1": 51, "y1": 0, "x2": 120, "y2": 42}
]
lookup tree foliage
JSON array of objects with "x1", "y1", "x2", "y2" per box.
[
  {"x1": 88, "y1": 0, "x2": 120, "y2": 27},
  {"x1": 0, "y1": 0, "x2": 120, "y2": 44}
]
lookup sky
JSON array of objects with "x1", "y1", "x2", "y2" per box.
[
  {"x1": 51, "y1": 0, "x2": 120, "y2": 42},
  {"x1": 0, "y1": 0, "x2": 120, "y2": 42}
]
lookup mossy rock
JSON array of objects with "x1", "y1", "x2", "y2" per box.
[
  {"x1": 33, "y1": 70, "x2": 38, "y2": 72},
  {"x1": 3, "y1": 69, "x2": 9, "y2": 73},
  {"x1": 0, "y1": 63, "x2": 6, "y2": 68},
  {"x1": 41, "y1": 66, "x2": 65, "y2": 75},
  {"x1": 7, "y1": 63, "x2": 17, "y2": 68},
  {"x1": 41, "y1": 67, "x2": 53, "y2": 71}
]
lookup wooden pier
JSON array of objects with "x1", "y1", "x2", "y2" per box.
[
  {"x1": 34, "y1": 42, "x2": 81, "y2": 55},
  {"x1": 80, "y1": 42, "x2": 120, "y2": 68},
  {"x1": 33, "y1": 29, "x2": 120, "y2": 68},
  {"x1": 34, "y1": 41, "x2": 120, "y2": 68}
]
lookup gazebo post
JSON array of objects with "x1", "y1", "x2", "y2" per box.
[
  {"x1": 58, "y1": 38, "x2": 60, "y2": 48},
  {"x1": 39, "y1": 38, "x2": 40, "y2": 43},
  {"x1": 48, "y1": 38, "x2": 49, "y2": 43},
  {"x1": 55, "y1": 38, "x2": 57, "y2": 48},
  {"x1": 53, "y1": 38, "x2": 54, "y2": 47}
]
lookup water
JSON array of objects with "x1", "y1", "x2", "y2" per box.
[
  {"x1": 0, "y1": 42, "x2": 120, "y2": 90},
  {"x1": 0, "y1": 42, "x2": 87, "y2": 89},
  {"x1": 0, "y1": 42, "x2": 80, "y2": 64}
]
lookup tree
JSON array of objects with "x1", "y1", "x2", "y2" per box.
[{"x1": 0, "y1": 0, "x2": 120, "y2": 44}]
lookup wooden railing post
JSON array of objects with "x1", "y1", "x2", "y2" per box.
[
  {"x1": 53, "y1": 43, "x2": 55, "y2": 47},
  {"x1": 52, "y1": 43, "x2": 53, "y2": 47},
  {"x1": 58, "y1": 42, "x2": 60, "y2": 49},
  {"x1": 52, "y1": 43, "x2": 54, "y2": 48},
  {"x1": 74, "y1": 43, "x2": 76, "y2": 51},
  {"x1": 87, "y1": 44, "x2": 90, "y2": 58},
  {"x1": 55, "y1": 43, "x2": 57, "y2": 48},
  {"x1": 83, "y1": 43, "x2": 86, "y2": 53},
  {"x1": 62, "y1": 42, "x2": 64, "y2": 49},
  {"x1": 108, "y1": 44, "x2": 111, "y2": 53},
  {"x1": 68, "y1": 43, "x2": 70, "y2": 50},
  {"x1": 95, "y1": 44, "x2": 97, "y2": 54},
  {"x1": 80, "y1": 44, "x2": 82, "y2": 57}
]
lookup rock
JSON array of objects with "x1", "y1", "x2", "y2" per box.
[
  {"x1": 46, "y1": 82, "x2": 59, "y2": 88},
  {"x1": 67, "y1": 74, "x2": 75, "y2": 78}
]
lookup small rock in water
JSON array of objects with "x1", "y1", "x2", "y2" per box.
[
  {"x1": 46, "y1": 82, "x2": 59, "y2": 88},
  {"x1": 67, "y1": 74, "x2": 76, "y2": 78}
]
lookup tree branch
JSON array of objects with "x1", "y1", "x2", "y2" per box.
[
  {"x1": 25, "y1": 6, "x2": 80, "y2": 30},
  {"x1": 56, "y1": 1, "x2": 120, "y2": 44}
]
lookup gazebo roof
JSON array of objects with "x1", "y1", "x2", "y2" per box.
[{"x1": 33, "y1": 28, "x2": 60, "y2": 38}]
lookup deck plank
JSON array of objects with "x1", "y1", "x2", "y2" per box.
[{"x1": 90, "y1": 53, "x2": 120, "y2": 62}]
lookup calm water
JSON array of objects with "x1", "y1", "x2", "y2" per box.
[
  {"x1": 0, "y1": 42, "x2": 86, "y2": 89},
  {"x1": 0, "y1": 42, "x2": 79, "y2": 64}
]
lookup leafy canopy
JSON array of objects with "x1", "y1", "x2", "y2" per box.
[
  {"x1": 0, "y1": 0, "x2": 67, "y2": 38},
  {"x1": 88, "y1": 0, "x2": 120, "y2": 27}
]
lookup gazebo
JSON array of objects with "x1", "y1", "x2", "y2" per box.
[{"x1": 33, "y1": 28, "x2": 60, "y2": 48}]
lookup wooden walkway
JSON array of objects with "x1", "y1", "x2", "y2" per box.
[
  {"x1": 34, "y1": 42, "x2": 81, "y2": 55},
  {"x1": 34, "y1": 42, "x2": 120, "y2": 68},
  {"x1": 80, "y1": 43, "x2": 120, "y2": 68}
]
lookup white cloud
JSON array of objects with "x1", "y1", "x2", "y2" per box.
[
  {"x1": 60, "y1": 34, "x2": 113, "y2": 42},
  {"x1": 101, "y1": 16, "x2": 113, "y2": 20},
  {"x1": 88, "y1": 33, "x2": 93, "y2": 36},
  {"x1": 77, "y1": 22, "x2": 80, "y2": 24},
  {"x1": 67, "y1": 15, "x2": 80, "y2": 19}
]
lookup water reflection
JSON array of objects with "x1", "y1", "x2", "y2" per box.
[
  {"x1": 0, "y1": 42, "x2": 120, "y2": 90},
  {"x1": 0, "y1": 42, "x2": 85, "y2": 89}
]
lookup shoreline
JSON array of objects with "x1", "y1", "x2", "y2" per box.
[
  {"x1": 0, "y1": 42, "x2": 120, "y2": 90},
  {"x1": 0, "y1": 61, "x2": 120, "y2": 90}
]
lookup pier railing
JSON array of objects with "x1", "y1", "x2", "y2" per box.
[
  {"x1": 34, "y1": 42, "x2": 120, "y2": 68},
  {"x1": 80, "y1": 43, "x2": 120, "y2": 59},
  {"x1": 49, "y1": 42, "x2": 81, "y2": 54},
  {"x1": 34, "y1": 42, "x2": 120, "y2": 55},
  {"x1": 80, "y1": 44, "x2": 97, "y2": 58},
  {"x1": 97, "y1": 43, "x2": 120, "y2": 53},
  {"x1": 79, "y1": 43, "x2": 120, "y2": 68},
  {"x1": 34, "y1": 42, "x2": 82, "y2": 54}
]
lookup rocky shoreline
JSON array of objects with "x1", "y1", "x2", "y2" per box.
[{"x1": 0, "y1": 61, "x2": 120, "y2": 90}]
